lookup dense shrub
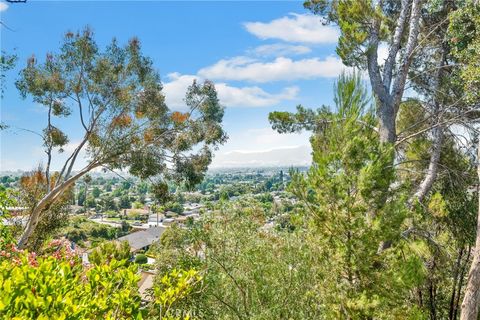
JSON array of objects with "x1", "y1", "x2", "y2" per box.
[
  {"x1": 59, "y1": 217, "x2": 120, "y2": 247},
  {"x1": 90, "y1": 225, "x2": 112, "y2": 239},
  {"x1": 65, "y1": 229, "x2": 88, "y2": 243},
  {"x1": 0, "y1": 241, "x2": 142, "y2": 319},
  {"x1": 89, "y1": 241, "x2": 131, "y2": 266},
  {"x1": 135, "y1": 253, "x2": 148, "y2": 264}
]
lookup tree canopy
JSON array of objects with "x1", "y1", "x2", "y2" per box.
[{"x1": 15, "y1": 28, "x2": 227, "y2": 248}]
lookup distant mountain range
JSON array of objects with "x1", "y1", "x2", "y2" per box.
[
  {"x1": 0, "y1": 145, "x2": 313, "y2": 175},
  {"x1": 211, "y1": 145, "x2": 312, "y2": 168}
]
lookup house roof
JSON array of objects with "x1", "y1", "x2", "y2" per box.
[{"x1": 117, "y1": 226, "x2": 165, "y2": 252}]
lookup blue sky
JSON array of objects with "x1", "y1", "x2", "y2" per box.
[{"x1": 0, "y1": 0, "x2": 349, "y2": 170}]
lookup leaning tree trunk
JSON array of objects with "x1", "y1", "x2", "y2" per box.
[
  {"x1": 460, "y1": 140, "x2": 480, "y2": 320},
  {"x1": 17, "y1": 163, "x2": 97, "y2": 249}
]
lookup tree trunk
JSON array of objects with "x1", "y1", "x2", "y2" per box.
[
  {"x1": 456, "y1": 246, "x2": 472, "y2": 320},
  {"x1": 410, "y1": 26, "x2": 448, "y2": 203},
  {"x1": 378, "y1": 100, "x2": 397, "y2": 143},
  {"x1": 367, "y1": 0, "x2": 423, "y2": 145},
  {"x1": 17, "y1": 163, "x2": 98, "y2": 249},
  {"x1": 449, "y1": 246, "x2": 465, "y2": 320},
  {"x1": 460, "y1": 140, "x2": 480, "y2": 320},
  {"x1": 412, "y1": 126, "x2": 444, "y2": 203}
]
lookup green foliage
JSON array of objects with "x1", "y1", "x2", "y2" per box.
[
  {"x1": 0, "y1": 50, "x2": 17, "y2": 98},
  {"x1": 85, "y1": 197, "x2": 96, "y2": 208},
  {"x1": 155, "y1": 269, "x2": 201, "y2": 319},
  {"x1": 91, "y1": 187, "x2": 101, "y2": 198},
  {"x1": 4, "y1": 8, "x2": 478, "y2": 318},
  {"x1": 127, "y1": 209, "x2": 145, "y2": 220},
  {"x1": 269, "y1": 72, "x2": 370, "y2": 135},
  {"x1": 151, "y1": 181, "x2": 172, "y2": 205},
  {"x1": 151, "y1": 200, "x2": 327, "y2": 319},
  {"x1": 121, "y1": 220, "x2": 131, "y2": 232},
  {"x1": 60, "y1": 217, "x2": 121, "y2": 246},
  {"x1": 0, "y1": 190, "x2": 17, "y2": 250},
  {"x1": 18, "y1": 170, "x2": 73, "y2": 251},
  {"x1": 269, "y1": 104, "x2": 324, "y2": 133},
  {"x1": 119, "y1": 194, "x2": 132, "y2": 209},
  {"x1": 286, "y1": 74, "x2": 423, "y2": 318},
  {"x1": 164, "y1": 201, "x2": 184, "y2": 214},
  {"x1": 303, "y1": 0, "x2": 390, "y2": 67},
  {"x1": 144, "y1": 268, "x2": 202, "y2": 320},
  {"x1": 0, "y1": 251, "x2": 142, "y2": 320},
  {"x1": 88, "y1": 241, "x2": 131, "y2": 266},
  {"x1": 121, "y1": 181, "x2": 132, "y2": 191},
  {"x1": 269, "y1": 73, "x2": 426, "y2": 318},
  {"x1": 335, "y1": 0, "x2": 381, "y2": 66},
  {"x1": 101, "y1": 195, "x2": 117, "y2": 211},
  {"x1": 397, "y1": 99, "x2": 478, "y2": 317},
  {"x1": 132, "y1": 201, "x2": 144, "y2": 209},
  {"x1": 137, "y1": 182, "x2": 149, "y2": 195},
  {"x1": 134, "y1": 253, "x2": 148, "y2": 264},
  {"x1": 0, "y1": 235, "x2": 204, "y2": 320},
  {"x1": 77, "y1": 188, "x2": 86, "y2": 206},
  {"x1": 148, "y1": 73, "x2": 436, "y2": 318},
  {"x1": 449, "y1": 1, "x2": 480, "y2": 103},
  {"x1": 14, "y1": 27, "x2": 227, "y2": 246}
]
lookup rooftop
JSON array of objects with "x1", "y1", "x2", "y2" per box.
[{"x1": 117, "y1": 226, "x2": 165, "y2": 252}]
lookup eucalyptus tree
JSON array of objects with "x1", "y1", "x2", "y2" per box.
[
  {"x1": 18, "y1": 169, "x2": 73, "y2": 251},
  {"x1": 383, "y1": 3, "x2": 480, "y2": 315},
  {"x1": 395, "y1": 99, "x2": 478, "y2": 318},
  {"x1": 0, "y1": 51, "x2": 16, "y2": 98},
  {"x1": 15, "y1": 28, "x2": 227, "y2": 249},
  {"x1": 459, "y1": 139, "x2": 480, "y2": 320},
  {"x1": 304, "y1": 0, "x2": 425, "y2": 144},
  {"x1": 449, "y1": 2, "x2": 480, "y2": 319},
  {"x1": 402, "y1": 0, "x2": 480, "y2": 206},
  {"x1": 304, "y1": 0, "x2": 479, "y2": 195}
]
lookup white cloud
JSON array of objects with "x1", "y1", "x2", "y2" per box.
[
  {"x1": 250, "y1": 43, "x2": 312, "y2": 57},
  {"x1": 0, "y1": 2, "x2": 8, "y2": 12},
  {"x1": 59, "y1": 140, "x2": 84, "y2": 154},
  {"x1": 162, "y1": 73, "x2": 197, "y2": 109},
  {"x1": 198, "y1": 55, "x2": 346, "y2": 83},
  {"x1": 19, "y1": 140, "x2": 89, "y2": 172},
  {"x1": 163, "y1": 73, "x2": 298, "y2": 109},
  {"x1": 244, "y1": 13, "x2": 339, "y2": 44},
  {"x1": 54, "y1": 141, "x2": 88, "y2": 169},
  {"x1": 216, "y1": 84, "x2": 298, "y2": 107}
]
